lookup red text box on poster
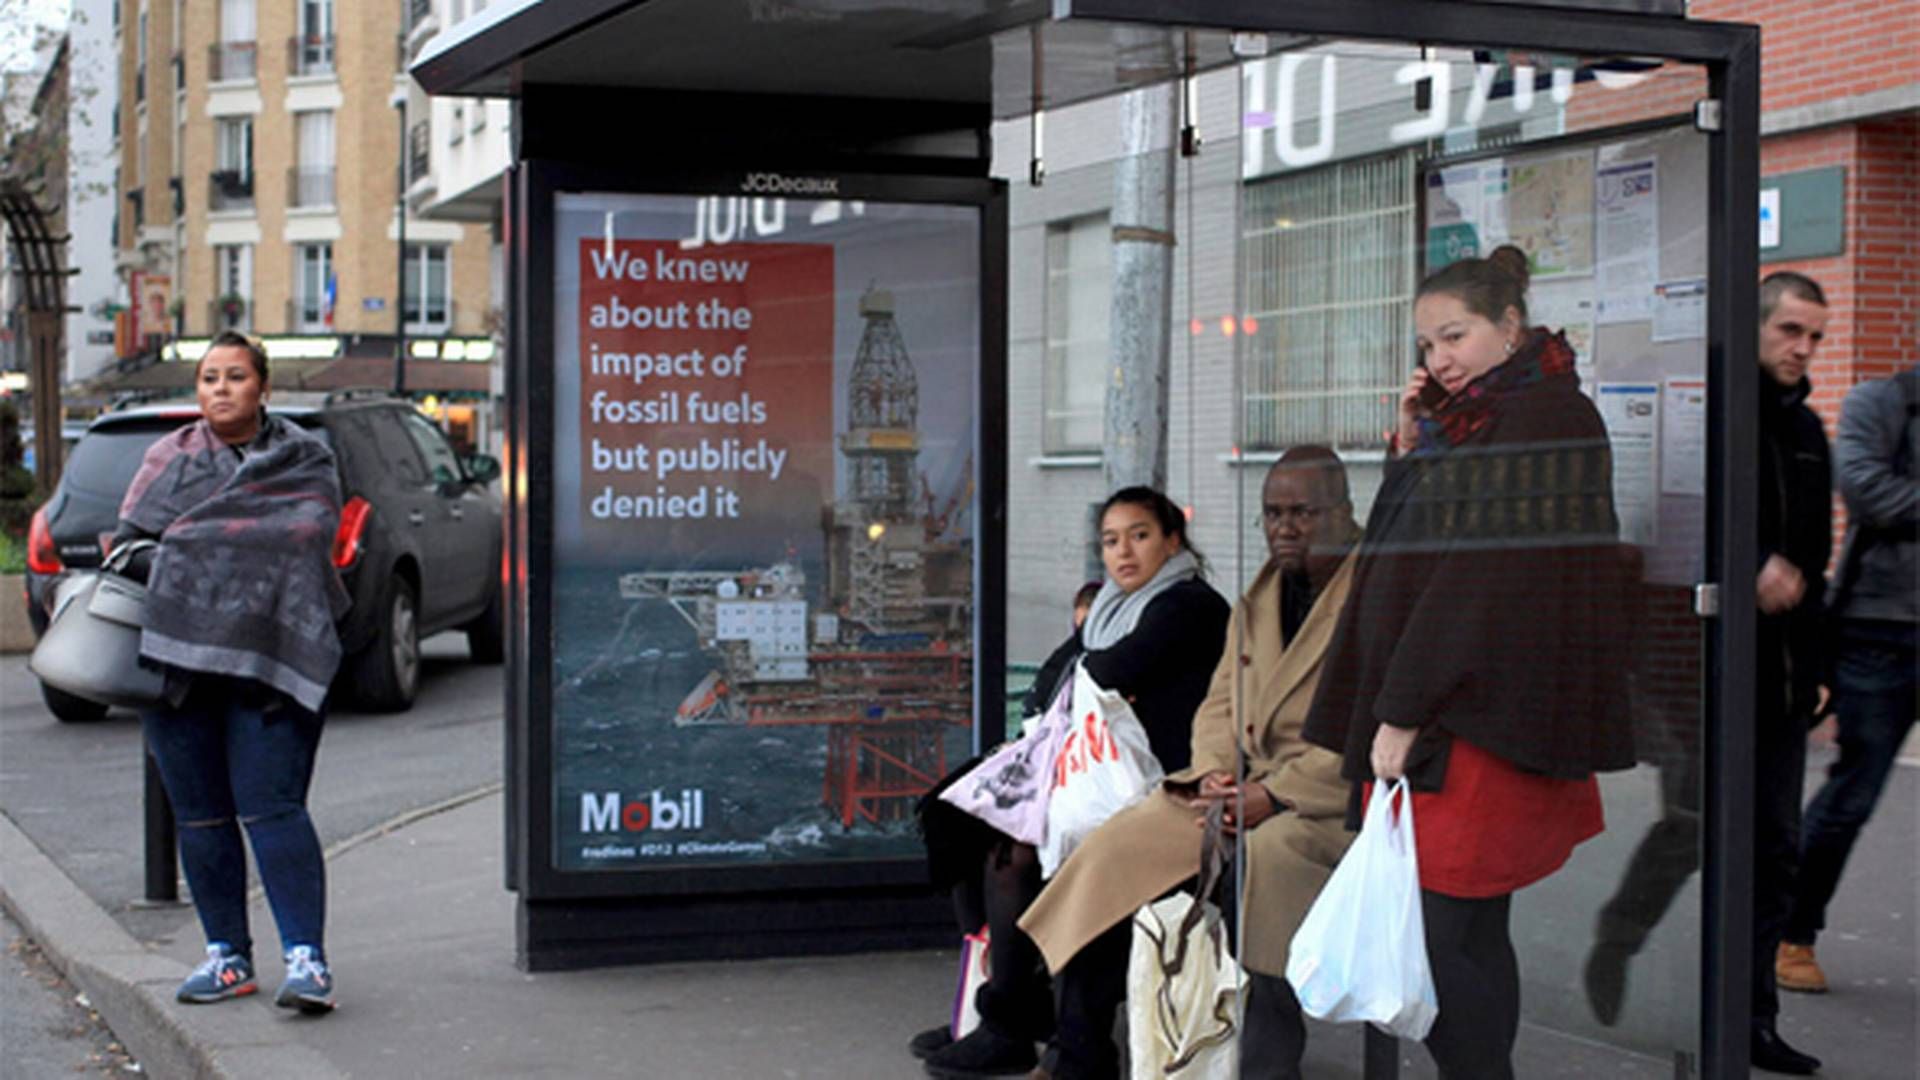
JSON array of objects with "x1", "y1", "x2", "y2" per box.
[{"x1": 577, "y1": 239, "x2": 833, "y2": 548}]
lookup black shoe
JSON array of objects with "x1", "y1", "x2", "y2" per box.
[
  {"x1": 925, "y1": 1023, "x2": 1039, "y2": 1078},
  {"x1": 911, "y1": 1024, "x2": 956, "y2": 1061},
  {"x1": 1583, "y1": 942, "x2": 1632, "y2": 1027},
  {"x1": 1752, "y1": 1024, "x2": 1821, "y2": 1075}
]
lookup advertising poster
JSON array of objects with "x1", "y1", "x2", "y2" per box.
[{"x1": 550, "y1": 193, "x2": 980, "y2": 871}]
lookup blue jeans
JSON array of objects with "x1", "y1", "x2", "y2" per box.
[
  {"x1": 1786, "y1": 619, "x2": 1918, "y2": 946},
  {"x1": 142, "y1": 678, "x2": 327, "y2": 960}
]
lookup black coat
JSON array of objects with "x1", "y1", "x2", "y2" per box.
[
  {"x1": 1076, "y1": 577, "x2": 1231, "y2": 775},
  {"x1": 1757, "y1": 375, "x2": 1833, "y2": 720},
  {"x1": 1304, "y1": 366, "x2": 1637, "y2": 789}
]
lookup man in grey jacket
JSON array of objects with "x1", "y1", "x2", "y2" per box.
[{"x1": 1777, "y1": 364, "x2": 1918, "y2": 994}]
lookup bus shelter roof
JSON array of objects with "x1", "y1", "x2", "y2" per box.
[{"x1": 410, "y1": 0, "x2": 1696, "y2": 119}]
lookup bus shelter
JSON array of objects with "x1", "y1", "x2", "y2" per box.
[{"x1": 416, "y1": 2, "x2": 1764, "y2": 1073}]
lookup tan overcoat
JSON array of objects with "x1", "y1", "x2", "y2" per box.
[{"x1": 1019, "y1": 557, "x2": 1356, "y2": 977}]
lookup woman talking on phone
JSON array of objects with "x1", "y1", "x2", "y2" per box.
[{"x1": 1304, "y1": 245, "x2": 1635, "y2": 1078}]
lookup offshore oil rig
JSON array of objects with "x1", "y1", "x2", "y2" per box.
[{"x1": 618, "y1": 286, "x2": 973, "y2": 827}]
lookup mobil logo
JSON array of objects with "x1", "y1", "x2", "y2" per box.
[
  {"x1": 579, "y1": 789, "x2": 707, "y2": 833},
  {"x1": 1052, "y1": 709, "x2": 1119, "y2": 790}
]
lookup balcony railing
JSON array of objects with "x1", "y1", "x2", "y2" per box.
[
  {"x1": 408, "y1": 122, "x2": 431, "y2": 187},
  {"x1": 288, "y1": 297, "x2": 329, "y2": 332},
  {"x1": 208, "y1": 42, "x2": 258, "y2": 82},
  {"x1": 209, "y1": 169, "x2": 254, "y2": 212},
  {"x1": 289, "y1": 34, "x2": 335, "y2": 77},
  {"x1": 209, "y1": 299, "x2": 252, "y2": 332},
  {"x1": 288, "y1": 167, "x2": 336, "y2": 209}
]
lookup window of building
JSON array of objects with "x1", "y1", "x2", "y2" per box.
[
  {"x1": 214, "y1": 245, "x2": 252, "y2": 327},
  {"x1": 403, "y1": 244, "x2": 451, "y2": 330},
  {"x1": 216, "y1": 0, "x2": 256, "y2": 81},
  {"x1": 216, "y1": 116, "x2": 251, "y2": 174},
  {"x1": 1241, "y1": 151, "x2": 1417, "y2": 450},
  {"x1": 292, "y1": 110, "x2": 335, "y2": 207},
  {"x1": 1042, "y1": 214, "x2": 1111, "y2": 455},
  {"x1": 297, "y1": 0, "x2": 333, "y2": 75},
  {"x1": 296, "y1": 243, "x2": 333, "y2": 329},
  {"x1": 135, "y1": 8, "x2": 147, "y2": 100}
]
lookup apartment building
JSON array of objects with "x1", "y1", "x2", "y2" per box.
[{"x1": 111, "y1": 0, "x2": 493, "y2": 409}]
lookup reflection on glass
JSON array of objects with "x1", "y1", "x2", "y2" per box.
[{"x1": 1001, "y1": 35, "x2": 1712, "y2": 1073}]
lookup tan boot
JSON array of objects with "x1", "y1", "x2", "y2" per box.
[{"x1": 1776, "y1": 942, "x2": 1828, "y2": 993}]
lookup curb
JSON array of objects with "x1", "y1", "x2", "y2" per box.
[{"x1": 0, "y1": 809, "x2": 347, "y2": 1080}]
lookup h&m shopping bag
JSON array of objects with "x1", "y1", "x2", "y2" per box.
[
  {"x1": 1285, "y1": 778, "x2": 1438, "y2": 1041},
  {"x1": 1038, "y1": 664, "x2": 1163, "y2": 877},
  {"x1": 939, "y1": 678, "x2": 1073, "y2": 846},
  {"x1": 1127, "y1": 801, "x2": 1244, "y2": 1080}
]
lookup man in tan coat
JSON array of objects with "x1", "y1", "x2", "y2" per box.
[{"x1": 1019, "y1": 447, "x2": 1360, "y2": 1080}]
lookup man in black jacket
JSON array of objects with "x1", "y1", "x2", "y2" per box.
[{"x1": 1749, "y1": 270, "x2": 1832, "y2": 1075}]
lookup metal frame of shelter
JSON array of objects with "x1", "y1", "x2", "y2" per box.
[{"x1": 417, "y1": 1, "x2": 1763, "y2": 1072}]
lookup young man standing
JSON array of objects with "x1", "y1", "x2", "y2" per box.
[{"x1": 1748, "y1": 271, "x2": 1833, "y2": 1076}]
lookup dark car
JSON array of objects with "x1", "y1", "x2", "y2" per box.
[{"x1": 24, "y1": 396, "x2": 503, "y2": 722}]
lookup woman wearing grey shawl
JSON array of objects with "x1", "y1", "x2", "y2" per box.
[
  {"x1": 916, "y1": 487, "x2": 1229, "y2": 1079},
  {"x1": 113, "y1": 332, "x2": 349, "y2": 1015}
]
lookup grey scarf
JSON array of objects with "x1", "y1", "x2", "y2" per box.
[
  {"x1": 119, "y1": 415, "x2": 350, "y2": 712},
  {"x1": 1081, "y1": 549, "x2": 1201, "y2": 651}
]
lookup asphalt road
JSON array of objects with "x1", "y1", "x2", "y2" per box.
[
  {"x1": 0, "y1": 632, "x2": 503, "y2": 947},
  {"x1": 1, "y1": 906, "x2": 138, "y2": 1078}
]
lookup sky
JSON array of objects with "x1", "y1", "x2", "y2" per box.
[{"x1": 0, "y1": 0, "x2": 68, "y2": 74}]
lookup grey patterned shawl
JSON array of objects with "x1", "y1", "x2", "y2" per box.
[{"x1": 119, "y1": 414, "x2": 350, "y2": 711}]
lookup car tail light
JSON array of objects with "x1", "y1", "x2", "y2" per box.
[
  {"x1": 27, "y1": 507, "x2": 63, "y2": 574},
  {"x1": 332, "y1": 497, "x2": 372, "y2": 569}
]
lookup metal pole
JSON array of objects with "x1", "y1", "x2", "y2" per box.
[
  {"x1": 142, "y1": 741, "x2": 177, "y2": 903},
  {"x1": 1362, "y1": 1028, "x2": 1400, "y2": 1079},
  {"x1": 395, "y1": 94, "x2": 409, "y2": 397}
]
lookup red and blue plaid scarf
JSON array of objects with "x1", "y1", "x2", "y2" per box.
[{"x1": 1412, "y1": 328, "x2": 1580, "y2": 454}]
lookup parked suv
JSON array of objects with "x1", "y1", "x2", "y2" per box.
[{"x1": 24, "y1": 396, "x2": 503, "y2": 721}]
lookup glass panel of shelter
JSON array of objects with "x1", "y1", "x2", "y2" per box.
[{"x1": 1006, "y1": 29, "x2": 1710, "y2": 1076}]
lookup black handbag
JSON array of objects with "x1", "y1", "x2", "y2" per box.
[{"x1": 28, "y1": 540, "x2": 165, "y2": 709}]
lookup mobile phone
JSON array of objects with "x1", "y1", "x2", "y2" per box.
[{"x1": 1416, "y1": 363, "x2": 1450, "y2": 410}]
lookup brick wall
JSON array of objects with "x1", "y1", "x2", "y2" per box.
[{"x1": 1693, "y1": 0, "x2": 1920, "y2": 113}]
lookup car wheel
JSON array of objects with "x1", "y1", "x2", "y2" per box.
[
  {"x1": 41, "y1": 682, "x2": 110, "y2": 724},
  {"x1": 464, "y1": 579, "x2": 505, "y2": 665},
  {"x1": 348, "y1": 574, "x2": 420, "y2": 712}
]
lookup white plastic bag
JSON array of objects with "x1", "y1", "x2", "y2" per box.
[
  {"x1": 1285, "y1": 778, "x2": 1438, "y2": 1041},
  {"x1": 1038, "y1": 664, "x2": 1163, "y2": 877}
]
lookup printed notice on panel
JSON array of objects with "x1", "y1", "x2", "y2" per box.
[
  {"x1": 1595, "y1": 158, "x2": 1658, "y2": 324},
  {"x1": 1661, "y1": 376, "x2": 1707, "y2": 496},
  {"x1": 1597, "y1": 383, "x2": 1660, "y2": 546}
]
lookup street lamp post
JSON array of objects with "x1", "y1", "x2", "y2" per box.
[{"x1": 392, "y1": 88, "x2": 409, "y2": 397}]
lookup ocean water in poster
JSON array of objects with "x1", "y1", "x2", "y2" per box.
[{"x1": 549, "y1": 193, "x2": 980, "y2": 870}]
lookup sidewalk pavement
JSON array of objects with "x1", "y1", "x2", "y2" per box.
[{"x1": 4, "y1": 770, "x2": 1914, "y2": 1079}]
